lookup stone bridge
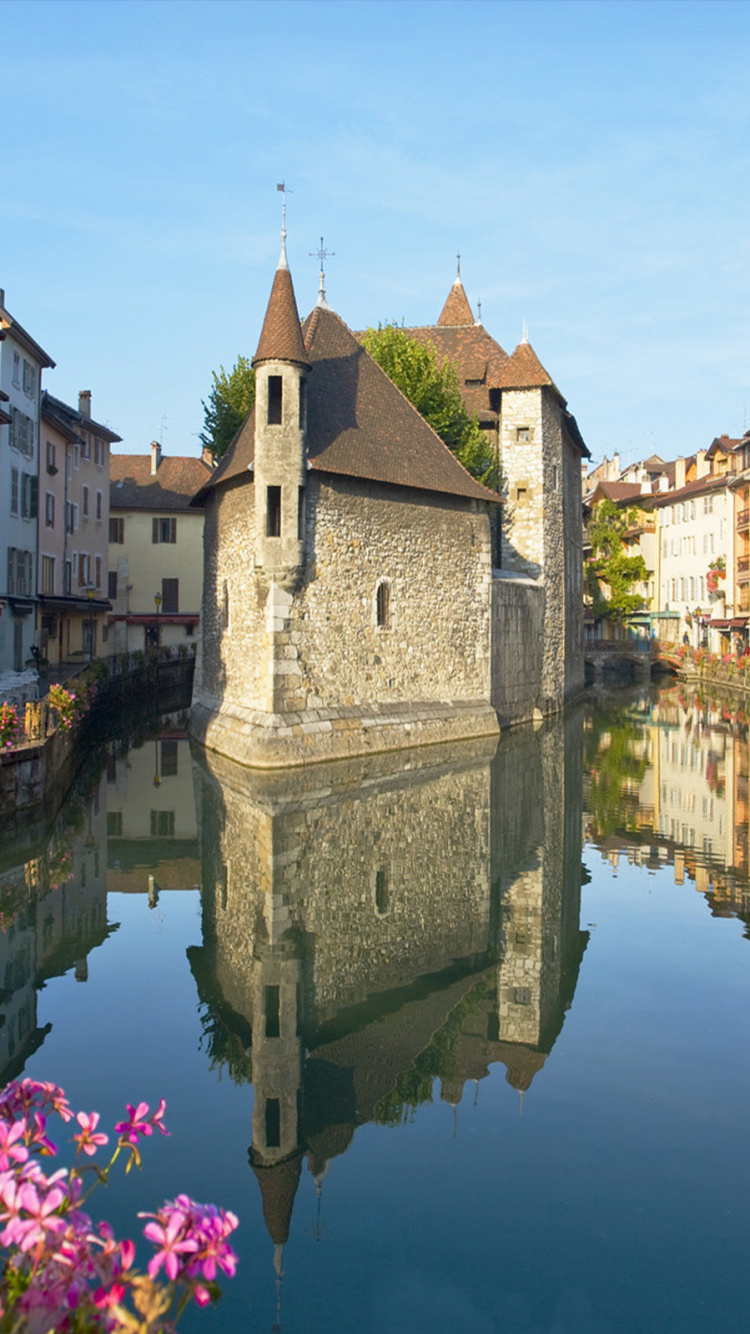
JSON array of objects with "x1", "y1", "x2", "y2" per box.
[{"x1": 584, "y1": 642, "x2": 680, "y2": 685}]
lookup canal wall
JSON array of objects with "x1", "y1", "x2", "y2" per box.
[{"x1": 0, "y1": 648, "x2": 195, "y2": 838}]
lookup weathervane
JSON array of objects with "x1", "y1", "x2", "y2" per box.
[
  {"x1": 276, "y1": 182, "x2": 291, "y2": 269},
  {"x1": 310, "y1": 236, "x2": 335, "y2": 309}
]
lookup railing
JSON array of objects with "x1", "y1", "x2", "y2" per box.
[
  {"x1": 738, "y1": 557, "x2": 750, "y2": 582},
  {"x1": 738, "y1": 509, "x2": 750, "y2": 530}
]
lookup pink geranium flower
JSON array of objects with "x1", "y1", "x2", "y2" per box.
[{"x1": 73, "y1": 1112, "x2": 108, "y2": 1158}]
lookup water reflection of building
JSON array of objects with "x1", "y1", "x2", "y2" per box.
[
  {"x1": 105, "y1": 728, "x2": 200, "y2": 901},
  {"x1": 189, "y1": 717, "x2": 588, "y2": 1289},
  {"x1": 0, "y1": 735, "x2": 201, "y2": 1081},
  {"x1": 584, "y1": 692, "x2": 750, "y2": 936},
  {"x1": 0, "y1": 782, "x2": 110, "y2": 1081}
]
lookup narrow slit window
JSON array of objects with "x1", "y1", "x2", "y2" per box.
[
  {"x1": 267, "y1": 376, "x2": 282, "y2": 425},
  {"x1": 267, "y1": 486, "x2": 281, "y2": 537},
  {"x1": 375, "y1": 868, "x2": 389, "y2": 915},
  {"x1": 264, "y1": 1098, "x2": 281, "y2": 1149},
  {"x1": 222, "y1": 580, "x2": 229, "y2": 630},
  {"x1": 376, "y1": 581, "x2": 390, "y2": 629},
  {"x1": 264, "y1": 985, "x2": 280, "y2": 1038},
  {"x1": 297, "y1": 486, "x2": 305, "y2": 541},
  {"x1": 299, "y1": 378, "x2": 306, "y2": 429}
]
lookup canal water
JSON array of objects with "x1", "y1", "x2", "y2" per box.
[{"x1": 1, "y1": 688, "x2": 748, "y2": 1334}]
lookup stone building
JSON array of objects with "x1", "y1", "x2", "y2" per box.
[{"x1": 191, "y1": 236, "x2": 588, "y2": 768}]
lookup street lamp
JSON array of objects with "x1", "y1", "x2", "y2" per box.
[
  {"x1": 86, "y1": 586, "x2": 95, "y2": 662},
  {"x1": 154, "y1": 592, "x2": 162, "y2": 648}
]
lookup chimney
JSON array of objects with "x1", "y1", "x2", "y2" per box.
[
  {"x1": 201, "y1": 445, "x2": 216, "y2": 470},
  {"x1": 0, "y1": 289, "x2": 5, "y2": 309},
  {"x1": 78, "y1": 390, "x2": 91, "y2": 419},
  {"x1": 150, "y1": 440, "x2": 162, "y2": 475},
  {"x1": 640, "y1": 478, "x2": 652, "y2": 495},
  {"x1": 696, "y1": 449, "x2": 710, "y2": 478},
  {"x1": 674, "y1": 457, "x2": 686, "y2": 490},
  {"x1": 658, "y1": 475, "x2": 669, "y2": 492}
]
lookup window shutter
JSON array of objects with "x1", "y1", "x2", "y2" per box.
[
  {"x1": 152, "y1": 517, "x2": 159, "y2": 544},
  {"x1": 29, "y1": 476, "x2": 38, "y2": 520}
]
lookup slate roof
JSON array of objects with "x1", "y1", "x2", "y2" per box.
[
  {"x1": 111, "y1": 454, "x2": 212, "y2": 511},
  {"x1": 437, "y1": 277, "x2": 475, "y2": 326},
  {"x1": 253, "y1": 266, "x2": 309, "y2": 368},
  {"x1": 43, "y1": 391, "x2": 121, "y2": 444},
  {"x1": 200, "y1": 305, "x2": 500, "y2": 506}
]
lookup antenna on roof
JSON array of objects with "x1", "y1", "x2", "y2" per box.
[
  {"x1": 159, "y1": 415, "x2": 170, "y2": 447},
  {"x1": 476, "y1": 297, "x2": 482, "y2": 327},
  {"x1": 276, "y1": 182, "x2": 291, "y2": 270},
  {"x1": 310, "y1": 236, "x2": 334, "y2": 309},
  {"x1": 521, "y1": 319, "x2": 529, "y2": 344}
]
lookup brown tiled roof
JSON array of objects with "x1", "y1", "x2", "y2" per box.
[
  {"x1": 586, "y1": 481, "x2": 643, "y2": 506},
  {"x1": 706, "y1": 434, "x2": 742, "y2": 456},
  {"x1": 199, "y1": 307, "x2": 500, "y2": 505},
  {"x1": 253, "y1": 266, "x2": 309, "y2": 368},
  {"x1": 400, "y1": 323, "x2": 508, "y2": 421},
  {"x1": 653, "y1": 472, "x2": 729, "y2": 507},
  {"x1": 496, "y1": 340, "x2": 564, "y2": 400},
  {"x1": 493, "y1": 1042, "x2": 547, "y2": 1092},
  {"x1": 111, "y1": 454, "x2": 211, "y2": 511},
  {"x1": 437, "y1": 278, "x2": 475, "y2": 326}
]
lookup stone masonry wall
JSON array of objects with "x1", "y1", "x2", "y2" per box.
[
  {"x1": 563, "y1": 431, "x2": 585, "y2": 700},
  {"x1": 499, "y1": 389, "x2": 545, "y2": 579},
  {"x1": 196, "y1": 744, "x2": 495, "y2": 1033},
  {"x1": 490, "y1": 574, "x2": 545, "y2": 725}
]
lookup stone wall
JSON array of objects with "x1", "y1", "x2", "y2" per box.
[
  {"x1": 193, "y1": 473, "x2": 499, "y2": 766},
  {"x1": 490, "y1": 573, "x2": 545, "y2": 725}
]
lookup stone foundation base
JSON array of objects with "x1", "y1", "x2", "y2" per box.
[{"x1": 190, "y1": 692, "x2": 500, "y2": 769}]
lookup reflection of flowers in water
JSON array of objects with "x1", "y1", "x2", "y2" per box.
[{"x1": 705, "y1": 751, "x2": 726, "y2": 797}]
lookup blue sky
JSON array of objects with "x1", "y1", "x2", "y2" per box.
[{"x1": 3, "y1": 0, "x2": 750, "y2": 466}]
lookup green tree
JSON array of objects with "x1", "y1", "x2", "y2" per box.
[
  {"x1": 200, "y1": 356, "x2": 255, "y2": 460},
  {"x1": 361, "y1": 323, "x2": 500, "y2": 489},
  {"x1": 585, "y1": 499, "x2": 651, "y2": 624}
]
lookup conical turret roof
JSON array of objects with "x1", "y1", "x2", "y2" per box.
[
  {"x1": 497, "y1": 339, "x2": 563, "y2": 400},
  {"x1": 253, "y1": 266, "x2": 310, "y2": 368},
  {"x1": 437, "y1": 277, "x2": 475, "y2": 327}
]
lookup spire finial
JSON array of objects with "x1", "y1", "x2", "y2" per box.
[
  {"x1": 310, "y1": 236, "x2": 335, "y2": 309},
  {"x1": 456, "y1": 252, "x2": 461, "y2": 282},
  {"x1": 276, "y1": 182, "x2": 291, "y2": 271},
  {"x1": 476, "y1": 297, "x2": 482, "y2": 327},
  {"x1": 521, "y1": 318, "x2": 529, "y2": 344}
]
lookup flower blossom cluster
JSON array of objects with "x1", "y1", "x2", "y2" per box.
[{"x1": 0, "y1": 1078, "x2": 238, "y2": 1333}]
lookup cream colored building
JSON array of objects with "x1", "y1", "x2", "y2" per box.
[{"x1": 109, "y1": 443, "x2": 211, "y2": 653}]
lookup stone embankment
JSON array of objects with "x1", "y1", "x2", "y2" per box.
[
  {"x1": 676, "y1": 645, "x2": 750, "y2": 698},
  {"x1": 0, "y1": 647, "x2": 195, "y2": 836}
]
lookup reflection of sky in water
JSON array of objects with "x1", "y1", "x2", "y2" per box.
[{"x1": 0, "y1": 695, "x2": 748, "y2": 1334}]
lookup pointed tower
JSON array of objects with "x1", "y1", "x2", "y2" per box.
[
  {"x1": 437, "y1": 259, "x2": 475, "y2": 327},
  {"x1": 252, "y1": 210, "x2": 311, "y2": 588}
]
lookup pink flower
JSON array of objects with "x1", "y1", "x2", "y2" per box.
[
  {"x1": 115, "y1": 1098, "x2": 169, "y2": 1144},
  {"x1": 143, "y1": 1208, "x2": 198, "y2": 1280},
  {"x1": 73, "y1": 1111, "x2": 108, "y2": 1158},
  {"x1": 0, "y1": 1120, "x2": 28, "y2": 1172}
]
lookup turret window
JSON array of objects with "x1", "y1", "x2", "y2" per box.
[
  {"x1": 297, "y1": 487, "x2": 305, "y2": 541},
  {"x1": 264, "y1": 1099, "x2": 281, "y2": 1149},
  {"x1": 299, "y1": 378, "x2": 306, "y2": 429},
  {"x1": 376, "y1": 581, "x2": 391, "y2": 629},
  {"x1": 266, "y1": 486, "x2": 281, "y2": 537},
  {"x1": 267, "y1": 376, "x2": 282, "y2": 425}
]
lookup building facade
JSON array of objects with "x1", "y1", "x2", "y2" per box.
[
  {"x1": 109, "y1": 443, "x2": 211, "y2": 653},
  {"x1": 0, "y1": 290, "x2": 55, "y2": 672}
]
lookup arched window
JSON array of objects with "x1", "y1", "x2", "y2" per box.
[{"x1": 376, "y1": 581, "x2": 390, "y2": 629}]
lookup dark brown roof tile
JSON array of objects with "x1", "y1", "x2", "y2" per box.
[
  {"x1": 253, "y1": 267, "x2": 309, "y2": 367},
  {"x1": 437, "y1": 278, "x2": 475, "y2": 326},
  {"x1": 111, "y1": 455, "x2": 211, "y2": 511}
]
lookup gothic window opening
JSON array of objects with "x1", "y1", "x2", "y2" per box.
[
  {"x1": 267, "y1": 486, "x2": 281, "y2": 537},
  {"x1": 376, "y1": 581, "x2": 391, "y2": 629},
  {"x1": 267, "y1": 376, "x2": 283, "y2": 425}
]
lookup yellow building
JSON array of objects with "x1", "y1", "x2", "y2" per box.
[{"x1": 109, "y1": 443, "x2": 211, "y2": 652}]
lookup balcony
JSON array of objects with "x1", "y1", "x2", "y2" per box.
[
  {"x1": 738, "y1": 556, "x2": 750, "y2": 584},
  {"x1": 738, "y1": 508, "x2": 750, "y2": 530}
]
